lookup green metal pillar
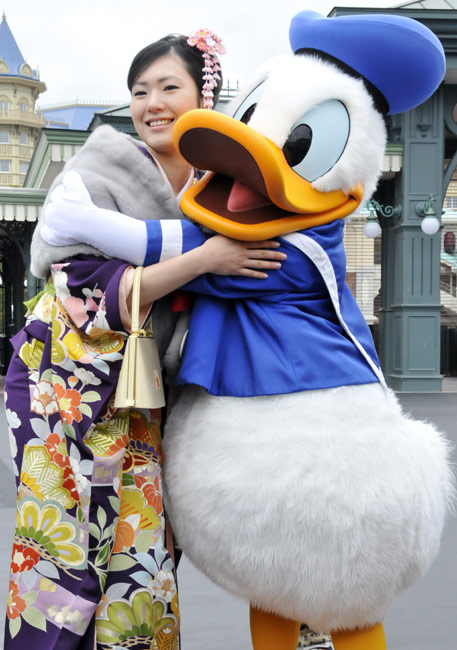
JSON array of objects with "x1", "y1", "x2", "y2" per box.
[
  {"x1": 379, "y1": 90, "x2": 444, "y2": 391},
  {"x1": 23, "y1": 222, "x2": 41, "y2": 301}
]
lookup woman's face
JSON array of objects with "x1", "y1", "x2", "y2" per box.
[{"x1": 130, "y1": 53, "x2": 202, "y2": 158}]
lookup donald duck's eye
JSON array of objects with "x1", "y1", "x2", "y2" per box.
[
  {"x1": 282, "y1": 124, "x2": 312, "y2": 167},
  {"x1": 286, "y1": 99, "x2": 350, "y2": 182},
  {"x1": 240, "y1": 104, "x2": 257, "y2": 124},
  {"x1": 233, "y1": 82, "x2": 265, "y2": 124}
]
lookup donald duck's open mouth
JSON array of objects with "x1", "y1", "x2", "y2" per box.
[{"x1": 173, "y1": 110, "x2": 363, "y2": 240}]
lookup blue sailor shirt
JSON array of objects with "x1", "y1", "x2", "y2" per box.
[{"x1": 143, "y1": 218, "x2": 381, "y2": 397}]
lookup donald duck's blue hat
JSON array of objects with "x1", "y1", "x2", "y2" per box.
[{"x1": 289, "y1": 11, "x2": 446, "y2": 115}]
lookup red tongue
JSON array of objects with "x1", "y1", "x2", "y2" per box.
[{"x1": 227, "y1": 179, "x2": 271, "y2": 212}]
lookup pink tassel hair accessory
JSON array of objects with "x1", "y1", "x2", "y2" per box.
[{"x1": 187, "y1": 29, "x2": 226, "y2": 108}]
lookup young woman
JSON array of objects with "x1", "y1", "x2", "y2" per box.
[{"x1": 3, "y1": 33, "x2": 284, "y2": 650}]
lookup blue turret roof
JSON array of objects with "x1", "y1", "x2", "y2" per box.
[
  {"x1": 0, "y1": 13, "x2": 37, "y2": 78},
  {"x1": 39, "y1": 103, "x2": 121, "y2": 130}
]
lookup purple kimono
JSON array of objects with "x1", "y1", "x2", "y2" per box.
[{"x1": 3, "y1": 256, "x2": 179, "y2": 649}]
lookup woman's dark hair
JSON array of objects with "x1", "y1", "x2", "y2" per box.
[{"x1": 127, "y1": 34, "x2": 223, "y2": 105}]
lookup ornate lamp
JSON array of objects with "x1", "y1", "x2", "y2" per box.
[
  {"x1": 416, "y1": 194, "x2": 440, "y2": 235},
  {"x1": 363, "y1": 195, "x2": 440, "y2": 237},
  {"x1": 363, "y1": 200, "x2": 400, "y2": 238}
]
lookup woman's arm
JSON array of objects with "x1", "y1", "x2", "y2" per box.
[
  {"x1": 137, "y1": 235, "x2": 286, "y2": 306},
  {"x1": 41, "y1": 172, "x2": 283, "y2": 275}
]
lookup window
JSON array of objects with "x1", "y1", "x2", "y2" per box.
[
  {"x1": 374, "y1": 236, "x2": 382, "y2": 265},
  {"x1": 20, "y1": 161, "x2": 29, "y2": 175},
  {"x1": 19, "y1": 103, "x2": 28, "y2": 112},
  {"x1": 20, "y1": 132, "x2": 29, "y2": 146},
  {"x1": 445, "y1": 196, "x2": 457, "y2": 210},
  {"x1": 0, "y1": 160, "x2": 11, "y2": 172},
  {"x1": 0, "y1": 131, "x2": 9, "y2": 143},
  {"x1": 0, "y1": 101, "x2": 9, "y2": 116}
]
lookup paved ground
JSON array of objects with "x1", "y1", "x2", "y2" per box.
[{"x1": 0, "y1": 381, "x2": 455, "y2": 650}]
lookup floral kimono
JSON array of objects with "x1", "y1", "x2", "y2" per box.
[{"x1": 3, "y1": 255, "x2": 179, "y2": 650}]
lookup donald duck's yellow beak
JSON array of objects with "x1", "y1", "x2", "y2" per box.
[{"x1": 173, "y1": 109, "x2": 363, "y2": 241}]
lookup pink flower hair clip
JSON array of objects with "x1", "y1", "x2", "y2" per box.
[{"x1": 187, "y1": 29, "x2": 226, "y2": 109}]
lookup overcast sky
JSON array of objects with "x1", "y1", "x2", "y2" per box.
[{"x1": 3, "y1": 0, "x2": 403, "y2": 107}]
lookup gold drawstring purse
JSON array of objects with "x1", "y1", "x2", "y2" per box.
[{"x1": 114, "y1": 266, "x2": 165, "y2": 409}]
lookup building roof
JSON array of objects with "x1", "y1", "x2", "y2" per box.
[
  {"x1": 395, "y1": 0, "x2": 457, "y2": 8},
  {"x1": 441, "y1": 250, "x2": 457, "y2": 270},
  {"x1": 0, "y1": 13, "x2": 38, "y2": 79},
  {"x1": 38, "y1": 102, "x2": 120, "y2": 130}
]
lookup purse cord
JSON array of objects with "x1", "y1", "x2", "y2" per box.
[{"x1": 131, "y1": 266, "x2": 143, "y2": 335}]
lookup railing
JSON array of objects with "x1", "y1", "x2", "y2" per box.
[
  {"x1": 42, "y1": 115, "x2": 68, "y2": 125},
  {"x1": 0, "y1": 110, "x2": 45, "y2": 127},
  {"x1": 0, "y1": 145, "x2": 33, "y2": 158},
  {"x1": 441, "y1": 280, "x2": 457, "y2": 297},
  {"x1": 36, "y1": 99, "x2": 125, "y2": 110},
  {"x1": 0, "y1": 173, "x2": 26, "y2": 187}
]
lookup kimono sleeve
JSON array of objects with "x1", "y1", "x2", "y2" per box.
[{"x1": 51, "y1": 255, "x2": 131, "y2": 335}]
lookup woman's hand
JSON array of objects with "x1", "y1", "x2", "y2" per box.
[
  {"x1": 200, "y1": 235, "x2": 287, "y2": 278},
  {"x1": 138, "y1": 235, "x2": 286, "y2": 305}
]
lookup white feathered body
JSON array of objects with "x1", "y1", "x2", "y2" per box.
[{"x1": 163, "y1": 382, "x2": 452, "y2": 632}]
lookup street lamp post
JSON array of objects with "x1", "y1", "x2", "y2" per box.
[{"x1": 378, "y1": 92, "x2": 444, "y2": 391}]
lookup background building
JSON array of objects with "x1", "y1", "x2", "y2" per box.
[
  {"x1": 38, "y1": 100, "x2": 120, "y2": 130},
  {"x1": 0, "y1": 4, "x2": 456, "y2": 386},
  {"x1": 0, "y1": 13, "x2": 46, "y2": 188},
  {"x1": 335, "y1": 1, "x2": 457, "y2": 390}
]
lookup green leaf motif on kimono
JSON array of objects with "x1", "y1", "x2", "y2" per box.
[
  {"x1": 52, "y1": 374, "x2": 66, "y2": 390},
  {"x1": 97, "y1": 506, "x2": 107, "y2": 529},
  {"x1": 95, "y1": 542, "x2": 111, "y2": 567},
  {"x1": 40, "y1": 368, "x2": 53, "y2": 385},
  {"x1": 78, "y1": 403, "x2": 93, "y2": 419},
  {"x1": 9, "y1": 616, "x2": 21, "y2": 639},
  {"x1": 89, "y1": 522, "x2": 101, "y2": 541},
  {"x1": 81, "y1": 390, "x2": 101, "y2": 403},
  {"x1": 21, "y1": 605, "x2": 47, "y2": 631},
  {"x1": 108, "y1": 496, "x2": 121, "y2": 514},
  {"x1": 62, "y1": 422, "x2": 76, "y2": 441},
  {"x1": 99, "y1": 570, "x2": 107, "y2": 592},
  {"x1": 22, "y1": 590, "x2": 38, "y2": 605},
  {"x1": 76, "y1": 506, "x2": 85, "y2": 524},
  {"x1": 102, "y1": 522, "x2": 116, "y2": 540},
  {"x1": 122, "y1": 473, "x2": 135, "y2": 487},
  {"x1": 108, "y1": 554, "x2": 138, "y2": 572},
  {"x1": 135, "y1": 529, "x2": 157, "y2": 554}
]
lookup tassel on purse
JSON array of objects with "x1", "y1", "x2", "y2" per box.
[{"x1": 114, "y1": 266, "x2": 165, "y2": 409}]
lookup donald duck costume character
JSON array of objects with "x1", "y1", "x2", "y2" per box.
[
  {"x1": 159, "y1": 12, "x2": 453, "y2": 650},
  {"x1": 37, "y1": 11, "x2": 454, "y2": 650}
]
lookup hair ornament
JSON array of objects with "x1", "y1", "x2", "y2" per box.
[{"x1": 187, "y1": 29, "x2": 226, "y2": 108}]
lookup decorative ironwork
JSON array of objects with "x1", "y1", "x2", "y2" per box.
[
  {"x1": 365, "y1": 199, "x2": 400, "y2": 219},
  {"x1": 0, "y1": 221, "x2": 27, "y2": 258},
  {"x1": 423, "y1": 193, "x2": 436, "y2": 215}
]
